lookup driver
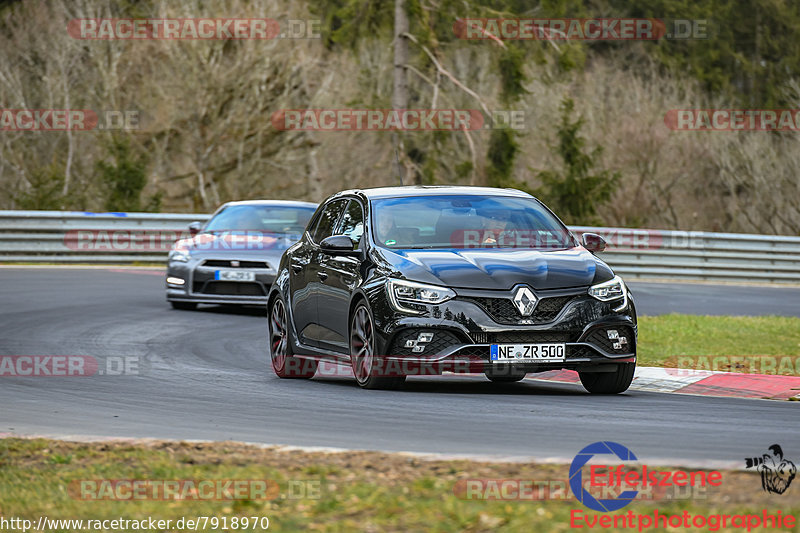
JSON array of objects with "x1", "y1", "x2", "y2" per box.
[
  {"x1": 481, "y1": 209, "x2": 512, "y2": 246},
  {"x1": 230, "y1": 208, "x2": 263, "y2": 230},
  {"x1": 375, "y1": 209, "x2": 400, "y2": 245}
]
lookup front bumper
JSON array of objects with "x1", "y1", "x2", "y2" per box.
[
  {"x1": 166, "y1": 259, "x2": 276, "y2": 305},
  {"x1": 368, "y1": 284, "x2": 636, "y2": 375}
]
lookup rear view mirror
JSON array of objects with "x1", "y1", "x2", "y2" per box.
[
  {"x1": 188, "y1": 221, "x2": 203, "y2": 236},
  {"x1": 320, "y1": 235, "x2": 359, "y2": 255},
  {"x1": 581, "y1": 232, "x2": 607, "y2": 253}
]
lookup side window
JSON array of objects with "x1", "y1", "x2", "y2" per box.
[
  {"x1": 311, "y1": 199, "x2": 347, "y2": 243},
  {"x1": 338, "y1": 200, "x2": 364, "y2": 247}
]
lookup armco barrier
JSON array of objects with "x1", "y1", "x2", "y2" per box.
[
  {"x1": 0, "y1": 211, "x2": 209, "y2": 263},
  {"x1": 0, "y1": 211, "x2": 799, "y2": 283}
]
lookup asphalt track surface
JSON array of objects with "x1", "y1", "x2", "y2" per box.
[{"x1": 1, "y1": 268, "x2": 799, "y2": 467}]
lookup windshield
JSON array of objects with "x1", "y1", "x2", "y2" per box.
[
  {"x1": 204, "y1": 205, "x2": 315, "y2": 235},
  {"x1": 371, "y1": 195, "x2": 575, "y2": 250}
]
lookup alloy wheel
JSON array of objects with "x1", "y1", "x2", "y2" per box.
[
  {"x1": 350, "y1": 305, "x2": 374, "y2": 384},
  {"x1": 270, "y1": 298, "x2": 288, "y2": 372}
]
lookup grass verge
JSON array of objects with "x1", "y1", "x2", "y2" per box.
[
  {"x1": 637, "y1": 314, "x2": 800, "y2": 372},
  {"x1": 0, "y1": 438, "x2": 797, "y2": 532}
]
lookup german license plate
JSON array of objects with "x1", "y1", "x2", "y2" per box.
[
  {"x1": 215, "y1": 270, "x2": 255, "y2": 282},
  {"x1": 490, "y1": 343, "x2": 565, "y2": 363}
]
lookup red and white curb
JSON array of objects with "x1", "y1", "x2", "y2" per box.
[{"x1": 531, "y1": 367, "x2": 800, "y2": 400}]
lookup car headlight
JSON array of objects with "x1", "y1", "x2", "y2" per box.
[
  {"x1": 168, "y1": 249, "x2": 191, "y2": 263},
  {"x1": 588, "y1": 275, "x2": 628, "y2": 311},
  {"x1": 387, "y1": 279, "x2": 456, "y2": 315}
]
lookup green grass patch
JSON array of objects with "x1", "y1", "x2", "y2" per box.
[
  {"x1": 0, "y1": 438, "x2": 796, "y2": 532},
  {"x1": 638, "y1": 314, "x2": 800, "y2": 371}
]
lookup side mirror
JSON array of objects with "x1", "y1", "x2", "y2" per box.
[
  {"x1": 320, "y1": 235, "x2": 358, "y2": 255},
  {"x1": 188, "y1": 221, "x2": 203, "y2": 236},
  {"x1": 581, "y1": 232, "x2": 607, "y2": 253}
]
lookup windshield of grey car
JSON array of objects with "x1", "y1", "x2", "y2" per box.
[{"x1": 204, "y1": 205, "x2": 315, "y2": 235}]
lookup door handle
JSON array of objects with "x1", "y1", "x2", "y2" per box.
[
  {"x1": 317, "y1": 271, "x2": 328, "y2": 281},
  {"x1": 291, "y1": 263, "x2": 303, "y2": 273}
]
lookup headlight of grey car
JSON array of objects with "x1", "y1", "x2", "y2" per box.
[{"x1": 168, "y1": 249, "x2": 191, "y2": 263}]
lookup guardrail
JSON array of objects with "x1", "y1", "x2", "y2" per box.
[
  {"x1": 1, "y1": 211, "x2": 799, "y2": 284},
  {"x1": 0, "y1": 211, "x2": 209, "y2": 264}
]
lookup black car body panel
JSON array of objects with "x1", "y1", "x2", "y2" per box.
[
  {"x1": 269, "y1": 186, "x2": 636, "y2": 378},
  {"x1": 377, "y1": 247, "x2": 614, "y2": 290}
]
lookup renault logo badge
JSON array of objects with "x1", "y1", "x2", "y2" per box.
[{"x1": 513, "y1": 287, "x2": 537, "y2": 316}]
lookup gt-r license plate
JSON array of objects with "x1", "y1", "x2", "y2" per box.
[
  {"x1": 215, "y1": 270, "x2": 255, "y2": 282},
  {"x1": 490, "y1": 343, "x2": 566, "y2": 363}
]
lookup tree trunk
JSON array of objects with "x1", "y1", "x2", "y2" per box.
[{"x1": 392, "y1": 0, "x2": 411, "y2": 185}]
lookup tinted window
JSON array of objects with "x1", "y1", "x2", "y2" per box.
[
  {"x1": 371, "y1": 195, "x2": 575, "y2": 250},
  {"x1": 204, "y1": 205, "x2": 315, "y2": 234},
  {"x1": 338, "y1": 200, "x2": 364, "y2": 247},
  {"x1": 312, "y1": 199, "x2": 347, "y2": 243}
]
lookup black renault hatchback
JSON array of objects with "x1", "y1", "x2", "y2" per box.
[{"x1": 268, "y1": 186, "x2": 637, "y2": 393}]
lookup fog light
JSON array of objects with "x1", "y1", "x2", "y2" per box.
[
  {"x1": 404, "y1": 332, "x2": 434, "y2": 353},
  {"x1": 607, "y1": 329, "x2": 629, "y2": 351},
  {"x1": 167, "y1": 276, "x2": 185, "y2": 286}
]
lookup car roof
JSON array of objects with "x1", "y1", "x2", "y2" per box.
[
  {"x1": 219, "y1": 200, "x2": 318, "y2": 208},
  {"x1": 332, "y1": 186, "x2": 535, "y2": 200}
]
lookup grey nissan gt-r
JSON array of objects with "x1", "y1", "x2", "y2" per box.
[{"x1": 166, "y1": 200, "x2": 317, "y2": 309}]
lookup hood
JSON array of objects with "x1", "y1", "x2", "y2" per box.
[
  {"x1": 174, "y1": 232, "x2": 301, "y2": 261},
  {"x1": 379, "y1": 247, "x2": 613, "y2": 290}
]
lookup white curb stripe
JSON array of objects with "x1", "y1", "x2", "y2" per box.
[{"x1": 630, "y1": 366, "x2": 718, "y2": 393}]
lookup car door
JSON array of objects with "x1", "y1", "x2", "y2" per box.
[
  {"x1": 317, "y1": 199, "x2": 365, "y2": 352},
  {"x1": 291, "y1": 198, "x2": 348, "y2": 347}
]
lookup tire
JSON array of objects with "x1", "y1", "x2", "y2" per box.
[
  {"x1": 579, "y1": 362, "x2": 635, "y2": 394},
  {"x1": 170, "y1": 301, "x2": 197, "y2": 310},
  {"x1": 484, "y1": 365, "x2": 527, "y2": 383},
  {"x1": 269, "y1": 295, "x2": 317, "y2": 379},
  {"x1": 350, "y1": 301, "x2": 405, "y2": 390}
]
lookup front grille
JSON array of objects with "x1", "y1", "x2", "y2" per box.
[
  {"x1": 462, "y1": 296, "x2": 576, "y2": 324},
  {"x1": 451, "y1": 346, "x2": 489, "y2": 358},
  {"x1": 566, "y1": 346, "x2": 597, "y2": 358},
  {"x1": 584, "y1": 326, "x2": 635, "y2": 354},
  {"x1": 194, "y1": 281, "x2": 266, "y2": 296},
  {"x1": 388, "y1": 329, "x2": 462, "y2": 356},
  {"x1": 471, "y1": 331, "x2": 576, "y2": 344},
  {"x1": 202, "y1": 260, "x2": 270, "y2": 268}
]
